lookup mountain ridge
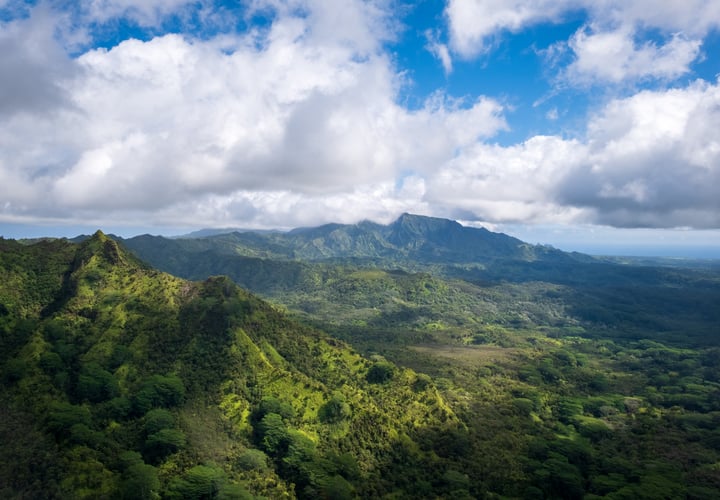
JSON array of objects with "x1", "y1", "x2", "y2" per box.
[
  {"x1": 122, "y1": 213, "x2": 575, "y2": 266},
  {"x1": 0, "y1": 231, "x2": 460, "y2": 499}
]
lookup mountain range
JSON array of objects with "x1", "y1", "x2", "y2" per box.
[
  {"x1": 163, "y1": 213, "x2": 571, "y2": 264},
  {"x1": 117, "y1": 214, "x2": 720, "y2": 347},
  {"x1": 2, "y1": 215, "x2": 720, "y2": 498}
]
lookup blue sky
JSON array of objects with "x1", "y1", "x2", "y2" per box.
[{"x1": 1, "y1": 0, "x2": 719, "y2": 256}]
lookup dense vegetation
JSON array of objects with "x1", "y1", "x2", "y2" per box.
[
  {"x1": 2, "y1": 215, "x2": 720, "y2": 498},
  {"x1": 0, "y1": 233, "x2": 459, "y2": 499}
]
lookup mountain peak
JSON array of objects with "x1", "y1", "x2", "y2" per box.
[
  {"x1": 387, "y1": 213, "x2": 463, "y2": 247},
  {"x1": 392, "y1": 213, "x2": 462, "y2": 230},
  {"x1": 75, "y1": 231, "x2": 144, "y2": 270}
]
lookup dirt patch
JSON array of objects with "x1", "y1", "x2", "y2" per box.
[{"x1": 409, "y1": 344, "x2": 520, "y2": 367}]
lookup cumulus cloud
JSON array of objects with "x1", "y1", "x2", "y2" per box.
[
  {"x1": 426, "y1": 135, "x2": 589, "y2": 224},
  {"x1": 1, "y1": 0, "x2": 719, "y2": 232},
  {"x1": 445, "y1": 0, "x2": 570, "y2": 57},
  {"x1": 427, "y1": 79, "x2": 720, "y2": 228},
  {"x1": 446, "y1": 0, "x2": 719, "y2": 85},
  {"x1": 562, "y1": 80, "x2": 720, "y2": 227},
  {"x1": 0, "y1": 0, "x2": 506, "y2": 228},
  {"x1": 0, "y1": 7, "x2": 78, "y2": 115},
  {"x1": 80, "y1": 0, "x2": 200, "y2": 26},
  {"x1": 561, "y1": 26, "x2": 701, "y2": 85}
]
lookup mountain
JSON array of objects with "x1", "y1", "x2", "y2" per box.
[
  {"x1": 118, "y1": 213, "x2": 585, "y2": 294},
  {"x1": 135, "y1": 213, "x2": 570, "y2": 264},
  {"x1": 3, "y1": 228, "x2": 720, "y2": 498},
  {"x1": 119, "y1": 214, "x2": 720, "y2": 348},
  {"x1": 0, "y1": 232, "x2": 461, "y2": 499},
  {"x1": 176, "y1": 228, "x2": 282, "y2": 239}
]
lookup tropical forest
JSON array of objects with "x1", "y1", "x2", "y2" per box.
[{"x1": 2, "y1": 214, "x2": 720, "y2": 499}]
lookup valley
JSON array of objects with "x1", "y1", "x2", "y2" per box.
[{"x1": 1, "y1": 215, "x2": 720, "y2": 498}]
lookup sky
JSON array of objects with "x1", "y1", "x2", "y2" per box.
[{"x1": 1, "y1": 0, "x2": 719, "y2": 257}]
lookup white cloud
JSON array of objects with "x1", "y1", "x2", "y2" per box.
[
  {"x1": 561, "y1": 25, "x2": 701, "y2": 85},
  {"x1": 446, "y1": 0, "x2": 570, "y2": 57},
  {"x1": 446, "y1": 0, "x2": 719, "y2": 85},
  {"x1": 567, "y1": 80, "x2": 720, "y2": 227},
  {"x1": 81, "y1": 0, "x2": 199, "y2": 26},
  {"x1": 1, "y1": 1, "x2": 719, "y2": 232},
  {"x1": 0, "y1": 1, "x2": 506, "y2": 228},
  {"x1": 151, "y1": 178, "x2": 431, "y2": 229},
  {"x1": 426, "y1": 135, "x2": 589, "y2": 223},
  {"x1": 599, "y1": 0, "x2": 720, "y2": 36},
  {"x1": 425, "y1": 30, "x2": 453, "y2": 75},
  {"x1": 427, "y1": 79, "x2": 720, "y2": 228},
  {"x1": 0, "y1": 6, "x2": 78, "y2": 115}
]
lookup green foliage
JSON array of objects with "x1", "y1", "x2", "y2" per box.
[
  {"x1": 133, "y1": 374, "x2": 186, "y2": 414},
  {"x1": 46, "y1": 402, "x2": 92, "y2": 438},
  {"x1": 254, "y1": 396, "x2": 295, "y2": 422},
  {"x1": 2, "y1": 358, "x2": 28, "y2": 384},
  {"x1": 167, "y1": 464, "x2": 227, "y2": 500},
  {"x1": 3, "y1": 227, "x2": 720, "y2": 499},
  {"x1": 144, "y1": 428, "x2": 186, "y2": 462},
  {"x1": 256, "y1": 413, "x2": 290, "y2": 456},
  {"x1": 511, "y1": 397, "x2": 535, "y2": 416},
  {"x1": 318, "y1": 393, "x2": 352, "y2": 423},
  {"x1": 314, "y1": 474, "x2": 354, "y2": 500},
  {"x1": 121, "y1": 463, "x2": 160, "y2": 500},
  {"x1": 76, "y1": 362, "x2": 119, "y2": 403},
  {"x1": 235, "y1": 449, "x2": 269, "y2": 472},
  {"x1": 366, "y1": 360, "x2": 395, "y2": 384},
  {"x1": 143, "y1": 408, "x2": 176, "y2": 435}
]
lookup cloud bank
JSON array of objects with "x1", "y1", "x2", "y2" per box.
[{"x1": 0, "y1": 0, "x2": 719, "y2": 231}]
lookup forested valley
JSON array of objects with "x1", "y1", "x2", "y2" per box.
[{"x1": 2, "y1": 214, "x2": 720, "y2": 499}]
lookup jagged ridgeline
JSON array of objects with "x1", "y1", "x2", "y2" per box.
[{"x1": 0, "y1": 232, "x2": 457, "y2": 499}]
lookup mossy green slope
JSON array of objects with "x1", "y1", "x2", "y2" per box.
[{"x1": 0, "y1": 232, "x2": 457, "y2": 499}]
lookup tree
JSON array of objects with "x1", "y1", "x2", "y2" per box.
[
  {"x1": 366, "y1": 361, "x2": 394, "y2": 384},
  {"x1": 257, "y1": 413, "x2": 290, "y2": 456},
  {"x1": 76, "y1": 363, "x2": 119, "y2": 403},
  {"x1": 143, "y1": 408, "x2": 175, "y2": 435},
  {"x1": 235, "y1": 448, "x2": 269, "y2": 472},
  {"x1": 318, "y1": 394, "x2": 352, "y2": 423},
  {"x1": 121, "y1": 463, "x2": 160, "y2": 500},
  {"x1": 317, "y1": 475, "x2": 354, "y2": 500},
  {"x1": 144, "y1": 429, "x2": 186, "y2": 463},
  {"x1": 46, "y1": 402, "x2": 92, "y2": 438},
  {"x1": 133, "y1": 375, "x2": 186, "y2": 414},
  {"x1": 254, "y1": 396, "x2": 295, "y2": 422},
  {"x1": 167, "y1": 465, "x2": 226, "y2": 500}
]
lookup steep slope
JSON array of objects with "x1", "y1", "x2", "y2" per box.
[{"x1": 0, "y1": 233, "x2": 458, "y2": 499}]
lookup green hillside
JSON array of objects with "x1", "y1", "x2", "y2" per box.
[
  {"x1": 121, "y1": 215, "x2": 720, "y2": 348},
  {"x1": 0, "y1": 233, "x2": 460, "y2": 499},
  {"x1": 116, "y1": 215, "x2": 720, "y2": 499},
  {"x1": 3, "y1": 222, "x2": 720, "y2": 499}
]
